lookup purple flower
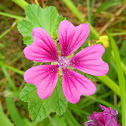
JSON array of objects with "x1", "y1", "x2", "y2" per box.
[
  {"x1": 23, "y1": 20, "x2": 109, "y2": 103},
  {"x1": 85, "y1": 104, "x2": 120, "y2": 126}
]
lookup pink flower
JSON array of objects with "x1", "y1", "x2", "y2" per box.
[
  {"x1": 85, "y1": 105, "x2": 120, "y2": 126},
  {"x1": 23, "y1": 20, "x2": 109, "y2": 103}
]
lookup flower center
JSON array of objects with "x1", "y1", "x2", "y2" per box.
[{"x1": 57, "y1": 56, "x2": 70, "y2": 69}]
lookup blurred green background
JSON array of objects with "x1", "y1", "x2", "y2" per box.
[{"x1": 0, "y1": 0, "x2": 126, "y2": 126}]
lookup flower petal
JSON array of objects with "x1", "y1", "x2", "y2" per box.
[
  {"x1": 85, "y1": 120, "x2": 97, "y2": 126},
  {"x1": 24, "y1": 65, "x2": 59, "y2": 99},
  {"x1": 62, "y1": 68, "x2": 96, "y2": 104},
  {"x1": 59, "y1": 20, "x2": 90, "y2": 56},
  {"x1": 70, "y1": 44, "x2": 109, "y2": 76},
  {"x1": 24, "y1": 27, "x2": 58, "y2": 62}
]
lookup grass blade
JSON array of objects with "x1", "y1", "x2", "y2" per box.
[
  {"x1": 0, "y1": 62, "x2": 24, "y2": 75},
  {"x1": 64, "y1": 110, "x2": 80, "y2": 126},
  {"x1": 88, "y1": 96, "x2": 121, "y2": 113},
  {"x1": 12, "y1": 0, "x2": 29, "y2": 9},
  {"x1": 5, "y1": 96, "x2": 28, "y2": 126},
  {"x1": 0, "y1": 12, "x2": 25, "y2": 20},
  {"x1": 97, "y1": 75, "x2": 120, "y2": 96},
  {"x1": 61, "y1": 0, "x2": 84, "y2": 23},
  {"x1": 0, "y1": 102, "x2": 13, "y2": 126},
  {"x1": 107, "y1": 31, "x2": 126, "y2": 126},
  {"x1": 2, "y1": 67, "x2": 17, "y2": 91}
]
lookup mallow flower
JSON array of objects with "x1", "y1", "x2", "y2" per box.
[
  {"x1": 85, "y1": 104, "x2": 120, "y2": 126},
  {"x1": 23, "y1": 20, "x2": 109, "y2": 103}
]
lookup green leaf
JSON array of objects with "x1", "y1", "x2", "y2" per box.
[
  {"x1": 20, "y1": 84, "x2": 50, "y2": 122},
  {"x1": 17, "y1": 4, "x2": 65, "y2": 45},
  {"x1": 20, "y1": 78, "x2": 68, "y2": 122},
  {"x1": 46, "y1": 79, "x2": 68, "y2": 115},
  {"x1": 18, "y1": 20, "x2": 34, "y2": 36},
  {"x1": 17, "y1": 20, "x2": 34, "y2": 45},
  {"x1": 23, "y1": 36, "x2": 33, "y2": 45}
]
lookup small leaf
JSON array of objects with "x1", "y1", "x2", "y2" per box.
[
  {"x1": 18, "y1": 4, "x2": 65, "y2": 45},
  {"x1": 20, "y1": 78, "x2": 68, "y2": 122},
  {"x1": 18, "y1": 20, "x2": 34, "y2": 37},
  {"x1": 17, "y1": 20, "x2": 34, "y2": 45},
  {"x1": 25, "y1": 4, "x2": 43, "y2": 27}
]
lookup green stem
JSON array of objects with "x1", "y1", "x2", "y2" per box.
[
  {"x1": 0, "y1": 12, "x2": 25, "y2": 20},
  {"x1": 61, "y1": 0, "x2": 84, "y2": 23},
  {"x1": 88, "y1": 96, "x2": 121, "y2": 113},
  {"x1": 87, "y1": 23, "x2": 100, "y2": 39},
  {"x1": 81, "y1": 91, "x2": 112, "y2": 108},
  {"x1": 111, "y1": 32, "x2": 126, "y2": 36},
  {"x1": 97, "y1": 75, "x2": 120, "y2": 97},
  {"x1": 12, "y1": 0, "x2": 29, "y2": 9},
  {"x1": 107, "y1": 32, "x2": 126, "y2": 126},
  {"x1": 0, "y1": 20, "x2": 18, "y2": 39},
  {"x1": 69, "y1": 104, "x2": 90, "y2": 117},
  {"x1": 90, "y1": 0, "x2": 95, "y2": 22},
  {"x1": 35, "y1": 0, "x2": 39, "y2": 6},
  {"x1": 0, "y1": 62, "x2": 24, "y2": 75},
  {"x1": 2, "y1": 67, "x2": 17, "y2": 91}
]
